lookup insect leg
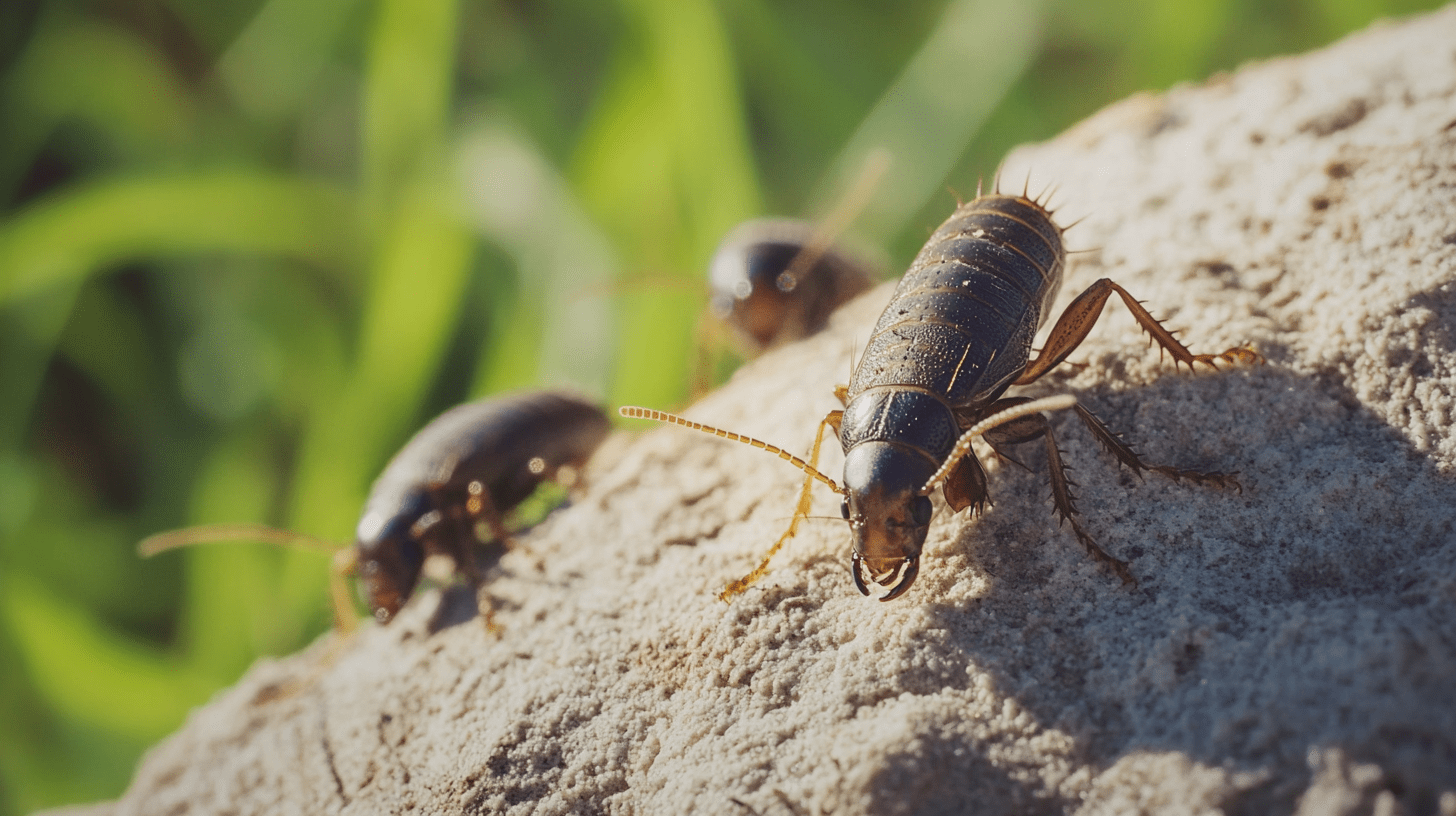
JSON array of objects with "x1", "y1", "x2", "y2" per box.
[
  {"x1": 1071, "y1": 404, "x2": 1242, "y2": 492},
  {"x1": 330, "y1": 548, "x2": 361, "y2": 633},
  {"x1": 951, "y1": 397, "x2": 1134, "y2": 585},
  {"x1": 1014, "y1": 278, "x2": 1261, "y2": 385},
  {"x1": 921, "y1": 394, "x2": 1078, "y2": 495},
  {"x1": 719, "y1": 411, "x2": 843, "y2": 602},
  {"x1": 455, "y1": 489, "x2": 509, "y2": 633},
  {"x1": 1038, "y1": 419, "x2": 1137, "y2": 586},
  {"x1": 410, "y1": 497, "x2": 502, "y2": 631},
  {"x1": 978, "y1": 400, "x2": 1050, "y2": 467},
  {"x1": 942, "y1": 395, "x2": 1070, "y2": 516},
  {"x1": 940, "y1": 454, "x2": 989, "y2": 515}
]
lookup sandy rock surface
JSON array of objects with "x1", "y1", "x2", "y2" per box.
[{"x1": 71, "y1": 7, "x2": 1456, "y2": 815}]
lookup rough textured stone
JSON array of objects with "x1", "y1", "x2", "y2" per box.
[{"x1": 64, "y1": 7, "x2": 1456, "y2": 815}]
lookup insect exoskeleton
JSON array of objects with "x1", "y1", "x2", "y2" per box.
[
  {"x1": 698, "y1": 148, "x2": 889, "y2": 370},
  {"x1": 624, "y1": 182, "x2": 1261, "y2": 602},
  {"x1": 141, "y1": 390, "x2": 611, "y2": 630},
  {"x1": 707, "y1": 218, "x2": 875, "y2": 354}
]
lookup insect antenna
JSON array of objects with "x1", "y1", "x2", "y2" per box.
[
  {"x1": 761, "y1": 514, "x2": 844, "y2": 526},
  {"x1": 140, "y1": 523, "x2": 360, "y2": 632},
  {"x1": 782, "y1": 148, "x2": 890, "y2": 293},
  {"x1": 620, "y1": 407, "x2": 844, "y2": 494},
  {"x1": 919, "y1": 394, "x2": 1079, "y2": 496},
  {"x1": 139, "y1": 523, "x2": 344, "y2": 557}
]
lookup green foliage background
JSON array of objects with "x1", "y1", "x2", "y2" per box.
[{"x1": 0, "y1": 0, "x2": 1440, "y2": 810}]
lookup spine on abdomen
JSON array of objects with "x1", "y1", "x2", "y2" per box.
[
  {"x1": 848, "y1": 196, "x2": 1064, "y2": 407},
  {"x1": 839, "y1": 196, "x2": 1065, "y2": 462}
]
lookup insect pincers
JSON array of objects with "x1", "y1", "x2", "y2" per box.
[
  {"x1": 141, "y1": 390, "x2": 611, "y2": 630},
  {"x1": 625, "y1": 183, "x2": 1260, "y2": 602}
]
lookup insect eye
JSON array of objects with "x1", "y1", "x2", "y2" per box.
[
  {"x1": 910, "y1": 496, "x2": 933, "y2": 526},
  {"x1": 840, "y1": 498, "x2": 851, "y2": 520}
]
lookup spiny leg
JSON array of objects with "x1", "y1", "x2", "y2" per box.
[
  {"x1": 971, "y1": 400, "x2": 1062, "y2": 484},
  {"x1": 965, "y1": 399, "x2": 1136, "y2": 586},
  {"x1": 719, "y1": 411, "x2": 843, "y2": 601},
  {"x1": 977, "y1": 399, "x2": 1049, "y2": 469},
  {"x1": 1015, "y1": 278, "x2": 1261, "y2": 385},
  {"x1": 1040, "y1": 421, "x2": 1137, "y2": 586},
  {"x1": 923, "y1": 395, "x2": 1079, "y2": 496},
  {"x1": 1071, "y1": 404, "x2": 1242, "y2": 492},
  {"x1": 940, "y1": 393, "x2": 1049, "y2": 516}
]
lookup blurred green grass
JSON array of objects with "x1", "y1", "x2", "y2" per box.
[{"x1": 0, "y1": 0, "x2": 1441, "y2": 810}]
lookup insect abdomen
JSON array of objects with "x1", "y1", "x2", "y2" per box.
[{"x1": 847, "y1": 195, "x2": 1065, "y2": 409}]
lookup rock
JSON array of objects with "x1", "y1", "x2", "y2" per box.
[{"x1": 78, "y1": 7, "x2": 1456, "y2": 815}]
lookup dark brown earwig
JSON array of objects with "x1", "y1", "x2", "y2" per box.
[
  {"x1": 142, "y1": 390, "x2": 611, "y2": 629},
  {"x1": 627, "y1": 184, "x2": 1258, "y2": 601}
]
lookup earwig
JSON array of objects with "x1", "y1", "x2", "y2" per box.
[
  {"x1": 706, "y1": 149, "x2": 888, "y2": 354},
  {"x1": 627, "y1": 188, "x2": 1259, "y2": 601},
  {"x1": 141, "y1": 390, "x2": 611, "y2": 630},
  {"x1": 707, "y1": 219, "x2": 876, "y2": 353}
]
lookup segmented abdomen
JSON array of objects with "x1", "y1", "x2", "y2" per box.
[
  {"x1": 360, "y1": 391, "x2": 609, "y2": 543},
  {"x1": 840, "y1": 195, "x2": 1065, "y2": 459}
]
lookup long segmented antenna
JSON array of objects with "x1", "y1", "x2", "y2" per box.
[
  {"x1": 919, "y1": 394, "x2": 1079, "y2": 496},
  {"x1": 139, "y1": 523, "x2": 344, "y2": 557},
  {"x1": 620, "y1": 406, "x2": 844, "y2": 494},
  {"x1": 783, "y1": 148, "x2": 891, "y2": 288},
  {"x1": 140, "y1": 523, "x2": 360, "y2": 633}
]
